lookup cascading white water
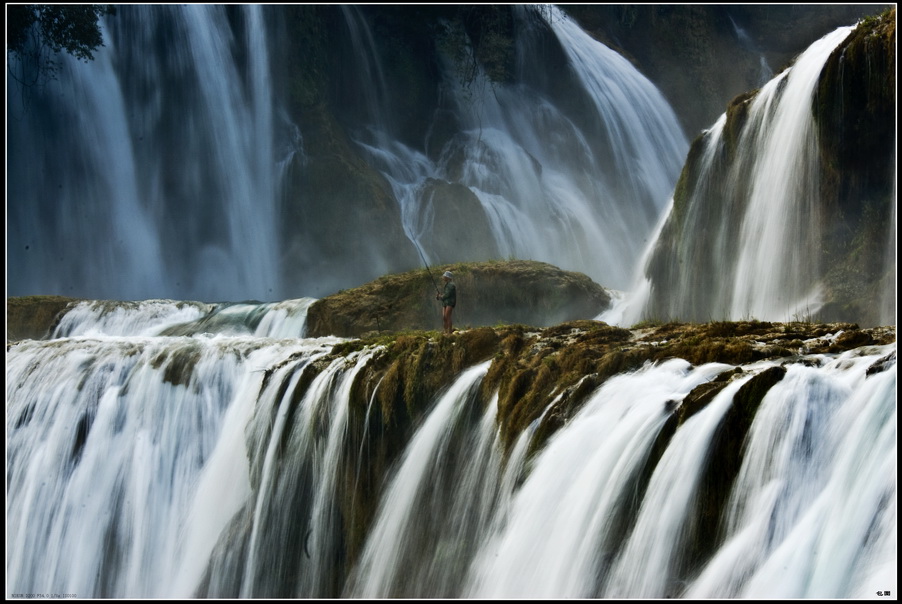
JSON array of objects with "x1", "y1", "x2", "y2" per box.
[
  {"x1": 464, "y1": 358, "x2": 739, "y2": 598},
  {"x1": 52, "y1": 300, "x2": 213, "y2": 338},
  {"x1": 7, "y1": 5, "x2": 283, "y2": 302},
  {"x1": 5, "y1": 333, "x2": 342, "y2": 598},
  {"x1": 344, "y1": 6, "x2": 687, "y2": 289},
  {"x1": 602, "y1": 113, "x2": 732, "y2": 326},
  {"x1": 728, "y1": 27, "x2": 855, "y2": 320},
  {"x1": 617, "y1": 25, "x2": 882, "y2": 326},
  {"x1": 234, "y1": 348, "x2": 378, "y2": 598},
  {"x1": 465, "y1": 348, "x2": 896, "y2": 599},
  {"x1": 9, "y1": 4, "x2": 686, "y2": 300},
  {"x1": 5, "y1": 6, "x2": 896, "y2": 600},
  {"x1": 5, "y1": 301, "x2": 896, "y2": 599},
  {"x1": 9, "y1": 6, "x2": 891, "y2": 327},
  {"x1": 601, "y1": 375, "x2": 753, "y2": 598},
  {"x1": 685, "y1": 355, "x2": 897, "y2": 599},
  {"x1": 345, "y1": 361, "x2": 495, "y2": 597},
  {"x1": 52, "y1": 298, "x2": 318, "y2": 339}
]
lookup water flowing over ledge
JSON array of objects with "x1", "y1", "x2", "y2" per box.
[
  {"x1": 635, "y1": 16, "x2": 895, "y2": 326},
  {"x1": 6, "y1": 5, "x2": 896, "y2": 598},
  {"x1": 6, "y1": 301, "x2": 896, "y2": 599}
]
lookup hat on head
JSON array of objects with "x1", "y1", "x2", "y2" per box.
[{"x1": 442, "y1": 271, "x2": 453, "y2": 279}]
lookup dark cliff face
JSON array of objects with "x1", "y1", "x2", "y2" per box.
[
  {"x1": 560, "y1": 4, "x2": 891, "y2": 136},
  {"x1": 813, "y1": 8, "x2": 896, "y2": 325}
]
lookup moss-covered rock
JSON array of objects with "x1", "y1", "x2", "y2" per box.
[
  {"x1": 6, "y1": 296, "x2": 83, "y2": 342},
  {"x1": 285, "y1": 315, "x2": 894, "y2": 576},
  {"x1": 304, "y1": 260, "x2": 613, "y2": 338},
  {"x1": 814, "y1": 7, "x2": 896, "y2": 326},
  {"x1": 327, "y1": 315, "x2": 894, "y2": 466}
]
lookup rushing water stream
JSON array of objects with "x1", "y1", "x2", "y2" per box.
[
  {"x1": 6, "y1": 6, "x2": 896, "y2": 599},
  {"x1": 6, "y1": 302, "x2": 897, "y2": 598}
]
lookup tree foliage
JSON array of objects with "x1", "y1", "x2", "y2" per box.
[{"x1": 7, "y1": 4, "x2": 116, "y2": 85}]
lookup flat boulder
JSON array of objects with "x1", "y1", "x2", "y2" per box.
[{"x1": 304, "y1": 260, "x2": 613, "y2": 338}]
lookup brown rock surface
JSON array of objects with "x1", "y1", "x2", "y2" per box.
[{"x1": 304, "y1": 259, "x2": 613, "y2": 338}]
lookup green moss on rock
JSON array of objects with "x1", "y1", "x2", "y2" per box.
[
  {"x1": 7, "y1": 296, "x2": 83, "y2": 341},
  {"x1": 305, "y1": 260, "x2": 612, "y2": 338},
  {"x1": 232, "y1": 314, "x2": 893, "y2": 577}
]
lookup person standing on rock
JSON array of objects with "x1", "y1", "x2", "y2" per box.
[{"x1": 436, "y1": 270, "x2": 456, "y2": 334}]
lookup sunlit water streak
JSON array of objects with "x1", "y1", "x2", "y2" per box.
[{"x1": 342, "y1": 6, "x2": 687, "y2": 290}]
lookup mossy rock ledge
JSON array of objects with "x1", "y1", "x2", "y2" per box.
[
  {"x1": 310, "y1": 317, "x2": 894, "y2": 567},
  {"x1": 304, "y1": 260, "x2": 613, "y2": 338},
  {"x1": 326, "y1": 317, "x2": 895, "y2": 461},
  {"x1": 6, "y1": 295, "x2": 84, "y2": 342}
]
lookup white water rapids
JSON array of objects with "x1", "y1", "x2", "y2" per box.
[{"x1": 6, "y1": 302, "x2": 896, "y2": 598}]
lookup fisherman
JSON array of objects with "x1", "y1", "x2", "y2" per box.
[{"x1": 435, "y1": 270, "x2": 456, "y2": 334}]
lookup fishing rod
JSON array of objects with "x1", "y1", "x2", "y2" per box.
[
  {"x1": 415, "y1": 243, "x2": 441, "y2": 295},
  {"x1": 415, "y1": 244, "x2": 447, "y2": 330}
]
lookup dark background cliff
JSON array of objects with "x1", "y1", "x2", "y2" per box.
[
  {"x1": 560, "y1": 5, "x2": 889, "y2": 136},
  {"x1": 7, "y1": 5, "x2": 894, "y2": 326},
  {"x1": 266, "y1": 4, "x2": 893, "y2": 304}
]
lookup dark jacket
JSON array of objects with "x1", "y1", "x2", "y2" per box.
[{"x1": 440, "y1": 281, "x2": 457, "y2": 308}]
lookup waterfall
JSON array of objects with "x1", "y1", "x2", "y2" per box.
[
  {"x1": 344, "y1": 6, "x2": 687, "y2": 289},
  {"x1": 5, "y1": 6, "x2": 896, "y2": 600},
  {"x1": 465, "y1": 358, "x2": 739, "y2": 598},
  {"x1": 9, "y1": 4, "x2": 686, "y2": 300},
  {"x1": 233, "y1": 348, "x2": 378, "y2": 597},
  {"x1": 728, "y1": 27, "x2": 852, "y2": 320},
  {"x1": 9, "y1": 6, "x2": 891, "y2": 322},
  {"x1": 5, "y1": 332, "x2": 343, "y2": 597},
  {"x1": 51, "y1": 298, "x2": 317, "y2": 339},
  {"x1": 603, "y1": 114, "x2": 732, "y2": 326},
  {"x1": 6, "y1": 299, "x2": 895, "y2": 598},
  {"x1": 7, "y1": 5, "x2": 284, "y2": 302},
  {"x1": 344, "y1": 361, "x2": 500, "y2": 598},
  {"x1": 685, "y1": 357, "x2": 898, "y2": 598},
  {"x1": 628, "y1": 25, "x2": 875, "y2": 325}
]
